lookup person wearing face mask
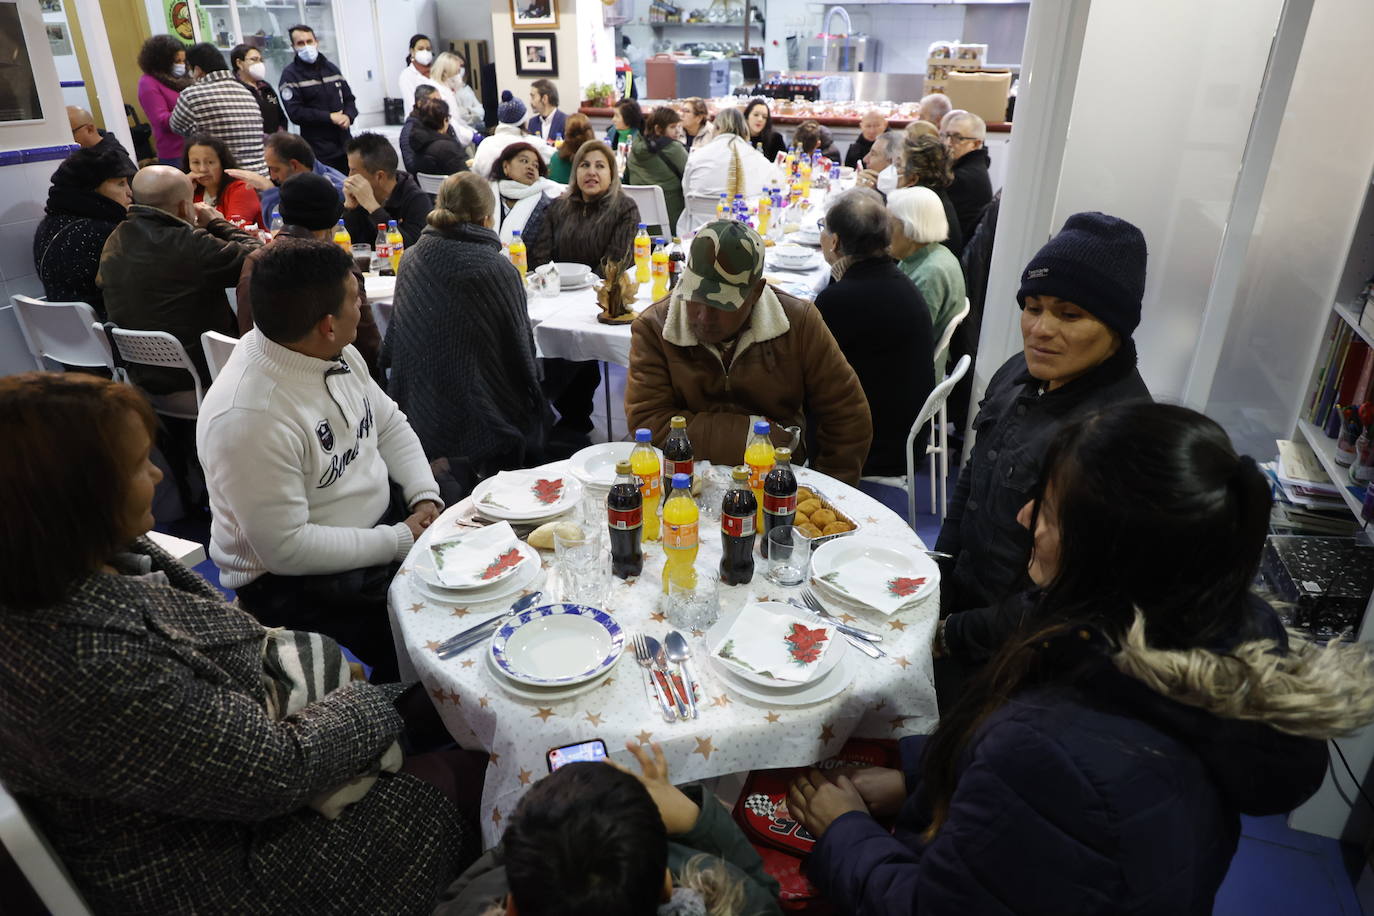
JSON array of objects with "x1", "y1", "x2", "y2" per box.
[
  {"x1": 230, "y1": 43, "x2": 286, "y2": 134},
  {"x1": 625, "y1": 220, "x2": 873, "y2": 484},
  {"x1": 136, "y1": 34, "x2": 192, "y2": 166},
  {"x1": 279, "y1": 24, "x2": 358, "y2": 173},
  {"x1": 33, "y1": 145, "x2": 135, "y2": 318},
  {"x1": 429, "y1": 51, "x2": 484, "y2": 131},
  {"x1": 397, "y1": 33, "x2": 434, "y2": 110},
  {"x1": 169, "y1": 43, "x2": 267, "y2": 176},
  {"x1": 97, "y1": 165, "x2": 262, "y2": 394}
]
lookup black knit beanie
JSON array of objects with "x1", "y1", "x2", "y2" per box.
[
  {"x1": 1016, "y1": 211, "x2": 1148, "y2": 339},
  {"x1": 278, "y1": 172, "x2": 344, "y2": 231},
  {"x1": 50, "y1": 145, "x2": 135, "y2": 191},
  {"x1": 498, "y1": 90, "x2": 526, "y2": 125}
]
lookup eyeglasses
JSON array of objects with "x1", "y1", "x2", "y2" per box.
[
  {"x1": 942, "y1": 132, "x2": 975, "y2": 144},
  {"x1": 816, "y1": 218, "x2": 827, "y2": 232}
]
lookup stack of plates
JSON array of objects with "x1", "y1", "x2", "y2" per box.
[
  {"x1": 810, "y1": 537, "x2": 939, "y2": 616},
  {"x1": 471, "y1": 470, "x2": 583, "y2": 524},
  {"x1": 554, "y1": 262, "x2": 595, "y2": 291},
  {"x1": 412, "y1": 527, "x2": 544, "y2": 606},
  {"x1": 485, "y1": 603, "x2": 625, "y2": 700},
  {"x1": 703, "y1": 601, "x2": 856, "y2": 706},
  {"x1": 568, "y1": 442, "x2": 661, "y2": 498}
]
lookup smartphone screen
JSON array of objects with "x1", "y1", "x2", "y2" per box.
[{"x1": 547, "y1": 738, "x2": 608, "y2": 772}]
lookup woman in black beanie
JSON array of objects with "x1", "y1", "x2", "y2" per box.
[
  {"x1": 931, "y1": 211, "x2": 1153, "y2": 704},
  {"x1": 32, "y1": 145, "x2": 135, "y2": 319}
]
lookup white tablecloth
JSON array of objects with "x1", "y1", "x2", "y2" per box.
[{"x1": 388, "y1": 461, "x2": 938, "y2": 847}]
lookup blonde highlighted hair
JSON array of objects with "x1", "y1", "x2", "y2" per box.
[{"x1": 428, "y1": 171, "x2": 493, "y2": 230}]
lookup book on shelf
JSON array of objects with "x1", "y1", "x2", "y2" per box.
[
  {"x1": 1277, "y1": 439, "x2": 1338, "y2": 492},
  {"x1": 1310, "y1": 324, "x2": 1352, "y2": 428}
]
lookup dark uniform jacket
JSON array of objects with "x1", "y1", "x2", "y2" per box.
[{"x1": 279, "y1": 53, "x2": 358, "y2": 166}]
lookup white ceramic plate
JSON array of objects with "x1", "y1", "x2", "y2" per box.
[
  {"x1": 483, "y1": 647, "x2": 614, "y2": 702},
  {"x1": 769, "y1": 247, "x2": 819, "y2": 271},
  {"x1": 555, "y1": 262, "x2": 593, "y2": 288},
  {"x1": 412, "y1": 540, "x2": 543, "y2": 602},
  {"x1": 708, "y1": 646, "x2": 857, "y2": 707},
  {"x1": 490, "y1": 603, "x2": 625, "y2": 686},
  {"x1": 472, "y1": 472, "x2": 583, "y2": 522},
  {"x1": 704, "y1": 600, "x2": 847, "y2": 687},
  {"x1": 810, "y1": 537, "x2": 939, "y2": 615},
  {"x1": 568, "y1": 442, "x2": 662, "y2": 490}
]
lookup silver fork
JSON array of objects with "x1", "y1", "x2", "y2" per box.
[
  {"x1": 800, "y1": 590, "x2": 884, "y2": 643},
  {"x1": 796, "y1": 593, "x2": 886, "y2": 660},
  {"x1": 633, "y1": 633, "x2": 677, "y2": 722}
]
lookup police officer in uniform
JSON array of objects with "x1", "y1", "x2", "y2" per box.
[{"x1": 278, "y1": 24, "x2": 358, "y2": 173}]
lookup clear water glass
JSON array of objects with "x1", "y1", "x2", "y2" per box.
[
  {"x1": 665, "y1": 577, "x2": 720, "y2": 631},
  {"x1": 765, "y1": 525, "x2": 816, "y2": 587},
  {"x1": 555, "y1": 524, "x2": 609, "y2": 607}
]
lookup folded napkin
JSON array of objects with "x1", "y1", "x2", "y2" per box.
[
  {"x1": 816, "y1": 558, "x2": 929, "y2": 615},
  {"x1": 713, "y1": 602, "x2": 834, "y2": 684},
  {"x1": 478, "y1": 470, "x2": 567, "y2": 515},
  {"x1": 430, "y1": 522, "x2": 524, "y2": 588}
]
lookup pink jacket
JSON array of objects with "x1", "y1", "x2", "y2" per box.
[{"x1": 138, "y1": 74, "x2": 184, "y2": 160}]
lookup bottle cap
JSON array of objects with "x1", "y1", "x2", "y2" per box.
[
  {"x1": 635, "y1": 428, "x2": 652, "y2": 442},
  {"x1": 638, "y1": 222, "x2": 647, "y2": 229},
  {"x1": 732, "y1": 465, "x2": 749, "y2": 481},
  {"x1": 775, "y1": 447, "x2": 792, "y2": 462},
  {"x1": 671, "y1": 473, "x2": 691, "y2": 489},
  {"x1": 753, "y1": 420, "x2": 770, "y2": 435},
  {"x1": 615, "y1": 459, "x2": 632, "y2": 474},
  {"x1": 512, "y1": 229, "x2": 521, "y2": 237},
  {"x1": 655, "y1": 237, "x2": 664, "y2": 245},
  {"x1": 670, "y1": 415, "x2": 686, "y2": 428}
]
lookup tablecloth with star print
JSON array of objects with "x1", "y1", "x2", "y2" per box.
[{"x1": 387, "y1": 462, "x2": 940, "y2": 847}]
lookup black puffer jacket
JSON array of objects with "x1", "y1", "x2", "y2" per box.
[
  {"x1": 934, "y1": 342, "x2": 1151, "y2": 612},
  {"x1": 32, "y1": 187, "x2": 127, "y2": 318},
  {"x1": 410, "y1": 124, "x2": 468, "y2": 177}
]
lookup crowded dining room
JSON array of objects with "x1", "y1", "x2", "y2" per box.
[{"x1": 6, "y1": 0, "x2": 1374, "y2": 913}]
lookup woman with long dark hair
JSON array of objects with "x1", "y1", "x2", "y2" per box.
[
  {"x1": 743, "y1": 98, "x2": 786, "y2": 160},
  {"x1": 626, "y1": 105, "x2": 688, "y2": 233},
  {"x1": 184, "y1": 133, "x2": 261, "y2": 226},
  {"x1": 136, "y1": 34, "x2": 192, "y2": 165},
  {"x1": 785, "y1": 402, "x2": 1374, "y2": 915}
]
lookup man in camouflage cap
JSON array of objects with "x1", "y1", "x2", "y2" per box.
[{"x1": 625, "y1": 220, "x2": 873, "y2": 484}]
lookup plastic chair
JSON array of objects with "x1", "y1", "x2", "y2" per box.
[
  {"x1": 416, "y1": 172, "x2": 447, "y2": 195},
  {"x1": 106, "y1": 326, "x2": 204, "y2": 419},
  {"x1": 907, "y1": 355, "x2": 972, "y2": 528},
  {"x1": 622, "y1": 184, "x2": 672, "y2": 235},
  {"x1": 934, "y1": 297, "x2": 971, "y2": 375},
  {"x1": 200, "y1": 330, "x2": 239, "y2": 382},
  {"x1": 0, "y1": 781, "x2": 95, "y2": 915},
  {"x1": 10, "y1": 295, "x2": 118, "y2": 374},
  {"x1": 224, "y1": 286, "x2": 238, "y2": 317}
]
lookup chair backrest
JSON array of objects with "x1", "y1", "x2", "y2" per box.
[
  {"x1": 10, "y1": 295, "x2": 116, "y2": 372},
  {"x1": 416, "y1": 172, "x2": 448, "y2": 195},
  {"x1": 224, "y1": 286, "x2": 238, "y2": 317},
  {"x1": 622, "y1": 184, "x2": 671, "y2": 234},
  {"x1": 0, "y1": 781, "x2": 95, "y2": 916},
  {"x1": 914, "y1": 354, "x2": 972, "y2": 432},
  {"x1": 934, "y1": 297, "x2": 972, "y2": 374},
  {"x1": 107, "y1": 326, "x2": 205, "y2": 408},
  {"x1": 200, "y1": 330, "x2": 239, "y2": 382},
  {"x1": 678, "y1": 192, "x2": 721, "y2": 237}
]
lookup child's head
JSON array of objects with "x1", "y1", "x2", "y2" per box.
[{"x1": 503, "y1": 762, "x2": 670, "y2": 915}]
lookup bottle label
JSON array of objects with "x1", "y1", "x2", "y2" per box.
[
  {"x1": 721, "y1": 511, "x2": 755, "y2": 539},
  {"x1": 747, "y1": 463, "x2": 773, "y2": 491},
  {"x1": 608, "y1": 506, "x2": 643, "y2": 530},
  {"x1": 665, "y1": 458, "x2": 694, "y2": 480},
  {"x1": 663, "y1": 521, "x2": 698, "y2": 549},
  {"x1": 636, "y1": 473, "x2": 662, "y2": 501},
  {"x1": 764, "y1": 492, "x2": 798, "y2": 515}
]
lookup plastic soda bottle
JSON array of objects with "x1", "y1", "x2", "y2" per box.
[
  {"x1": 630, "y1": 428, "x2": 662, "y2": 542},
  {"x1": 668, "y1": 237, "x2": 685, "y2": 289},
  {"x1": 332, "y1": 219, "x2": 350, "y2": 251},
  {"x1": 716, "y1": 193, "x2": 729, "y2": 219},
  {"x1": 744, "y1": 420, "x2": 775, "y2": 531},
  {"x1": 732, "y1": 193, "x2": 746, "y2": 222},
  {"x1": 661, "y1": 473, "x2": 699, "y2": 594},
  {"x1": 757, "y1": 190, "x2": 772, "y2": 235},
  {"x1": 719, "y1": 466, "x2": 757, "y2": 585},
  {"x1": 269, "y1": 212, "x2": 284, "y2": 236},
  {"x1": 761, "y1": 447, "x2": 798, "y2": 559},
  {"x1": 386, "y1": 220, "x2": 404, "y2": 273},
  {"x1": 634, "y1": 223, "x2": 651, "y2": 283},
  {"x1": 650, "y1": 237, "x2": 669, "y2": 299},
  {"x1": 607, "y1": 459, "x2": 645, "y2": 580},
  {"x1": 799, "y1": 156, "x2": 813, "y2": 195},
  {"x1": 371, "y1": 223, "x2": 391, "y2": 272},
  {"x1": 509, "y1": 229, "x2": 528, "y2": 280},
  {"x1": 663, "y1": 415, "x2": 694, "y2": 487}
]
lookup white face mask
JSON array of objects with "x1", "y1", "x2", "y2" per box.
[
  {"x1": 456, "y1": 67, "x2": 465, "y2": 84},
  {"x1": 247, "y1": 61, "x2": 267, "y2": 81},
  {"x1": 414, "y1": 49, "x2": 433, "y2": 66},
  {"x1": 297, "y1": 45, "x2": 319, "y2": 64},
  {"x1": 172, "y1": 63, "x2": 187, "y2": 77}
]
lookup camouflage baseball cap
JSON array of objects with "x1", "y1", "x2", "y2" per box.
[{"x1": 674, "y1": 220, "x2": 766, "y2": 312}]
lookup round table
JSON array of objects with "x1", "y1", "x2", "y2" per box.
[{"x1": 388, "y1": 460, "x2": 939, "y2": 847}]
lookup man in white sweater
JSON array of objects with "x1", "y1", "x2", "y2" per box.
[{"x1": 198, "y1": 239, "x2": 440, "y2": 680}]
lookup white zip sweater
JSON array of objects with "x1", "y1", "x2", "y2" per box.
[{"x1": 197, "y1": 329, "x2": 441, "y2": 589}]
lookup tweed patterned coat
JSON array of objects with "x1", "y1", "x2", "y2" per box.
[{"x1": 0, "y1": 538, "x2": 469, "y2": 915}]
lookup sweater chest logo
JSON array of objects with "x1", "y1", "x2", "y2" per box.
[
  {"x1": 316, "y1": 398, "x2": 375, "y2": 489},
  {"x1": 315, "y1": 419, "x2": 335, "y2": 452}
]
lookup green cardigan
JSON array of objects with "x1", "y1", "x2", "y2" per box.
[
  {"x1": 900, "y1": 242, "x2": 967, "y2": 368},
  {"x1": 626, "y1": 134, "x2": 689, "y2": 236}
]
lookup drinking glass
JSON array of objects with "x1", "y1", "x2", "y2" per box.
[
  {"x1": 664, "y1": 577, "x2": 720, "y2": 631},
  {"x1": 555, "y1": 524, "x2": 610, "y2": 607},
  {"x1": 765, "y1": 525, "x2": 816, "y2": 587},
  {"x1": 350, "y1": 243, "x2": 373, "y2": 274}
]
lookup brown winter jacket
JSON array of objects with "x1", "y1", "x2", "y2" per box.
[
  {"x1": 626, "y1": 285, "x2": 873, "y2": 484},
  {"x1": 525, "y1": 182, "x2": 641, "y2": 277}
]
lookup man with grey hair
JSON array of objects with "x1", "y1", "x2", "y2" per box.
[
  {"x1": 816, "y1": 188, "x2": 934, "y2": 476},
  {"x1": 856, "y1": 130, "x2": 904, "y2": 194},
  {"x1": 918, "y1": 92, "x2": 953, "y2": 128},
  {"x1": 941, "y1": 109, "x2": 993, "y2": 240},
  {"x1": 99, "y1": 165, "x2": 261, "y2": 393}
]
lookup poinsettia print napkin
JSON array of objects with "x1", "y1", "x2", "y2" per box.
[
  {"x1": 429, "y1": 522, "x2": 526, "y2": 589},
  {"x1": 478, "y1": 471, "x2": 567, "y2": 516},
  {"x1": 713, "y1": 602, "x2": 834, "y2": 684}
]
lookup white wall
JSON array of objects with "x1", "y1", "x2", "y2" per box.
[{"x1": 487, "y1": 0, "x2": 615, "y2": 117}]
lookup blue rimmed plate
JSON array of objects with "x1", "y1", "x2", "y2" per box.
[{"x1": 490, "y1": 603, "x2": 624, "y2": 687}]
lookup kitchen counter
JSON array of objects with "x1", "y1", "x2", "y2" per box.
[{"x1": 578, "y1": 102, "x2": 1011, "y2": 132}]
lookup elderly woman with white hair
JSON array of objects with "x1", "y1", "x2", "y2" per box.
[
  {"x1": 679, "y1": 106, "x2": 784, "y2": 235},
  {"x1": 889, "y1": 185, "x2": 967, "y2": 367}
]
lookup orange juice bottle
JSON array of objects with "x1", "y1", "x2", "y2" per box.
[
  {"x1": 332, "y1": 219, "x2": 351, "y2": 251},
  {"x1": 633, "y1": 223, "x2": 651, "y2": 284},
  {"x1": 630, "y1": 427, "x2": 662, "y2": 542},
  {"x1": 661, "y1": 473, "x2": 699, "y2": 593},
  {"x1": 757, "y1": 191, "x2": 772, "y2": 236},
  {"x1": 650, "y1": 238, "x2": 669, "y2": 300},
  {"x1": 744, "y1": 420, "x2": 775, "y2": 531},
  {"x1": 509, "y1": 229, "x2": 528, "y2": 280},
  {"x1": 386, "y1": 220, "x2": 404, "y2": 273},
  {"x1": 799, "y1": 157, "x2": 813, "y2": 196}
]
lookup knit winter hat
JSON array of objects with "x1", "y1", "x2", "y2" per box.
[
  {"x1": 1016, "y1": 211, "x2": 1148, "y2": 339},
  {"x1": 278, "y1": 172, "x2": 344, "y2": 231},
  {"x1": 497, "y1": 90, "x2": 527, "y2": 125},
  {"x1": 51, "y1": 144, "x2": 135, "y2": 191}
]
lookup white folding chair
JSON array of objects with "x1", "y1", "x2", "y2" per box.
[
  {"x1": 0, "y1": 781, "x2": 95, "y2": 916},
  {"x1": 10, "y1": 295, "x2": 118, "y2": 375},
  {"x1": 934, "y1": 297, "x2": 971, "y2": 375},
  {"x1": 106, "y1": 326, "x2": 204, "y2": 419},
  {"x1": 678, "y1": 193, "x2": 720, "y2": 237},
  {"x1": 200, "y1": 330, "x2": 239, "y2": 382},
  {"x1": 622, "y1": 184, "x2": 672, "y2": 235},
  {"x1": 416, "y1": 172, "x2": 448, "y2": 195},
  {"x1": 224, "y1": 286, "x2": 238, "y2": 317},
  {"x1": 907, "y1": 355, "x2": 972, "y2": 528}
]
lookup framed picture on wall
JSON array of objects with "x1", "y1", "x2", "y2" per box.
[
  {"x1": 510, "y1": 0, "x2": 558, "y2": 30},
  {"x1": 513, "y1": 33, "x2": 558, "y2": 77}
]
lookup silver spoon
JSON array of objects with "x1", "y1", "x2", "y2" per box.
[
  {"x1": 645, "y1": 635, "x2": 690, "y2": 718},
  {"x1": 664, "y1": 631, "x2": 699, "y2": 719}
]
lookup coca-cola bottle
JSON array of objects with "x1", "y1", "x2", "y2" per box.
[
  {"x1": 607, "y1": 459, "x2": 644, "y2": 579},
  {"x1": 663, "y1": 415, "x2": 694, "y2": 488},
  {"x1": 719, "y1": 465, "x2": 757, "y2": 585},
  {"x1": 761, "y1": 447, "x2": 798, "y2": 559}
]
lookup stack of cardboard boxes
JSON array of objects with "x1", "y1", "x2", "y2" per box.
[{"x1": 924, "y1": 41, "x2": 1010, "y2": 125}]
